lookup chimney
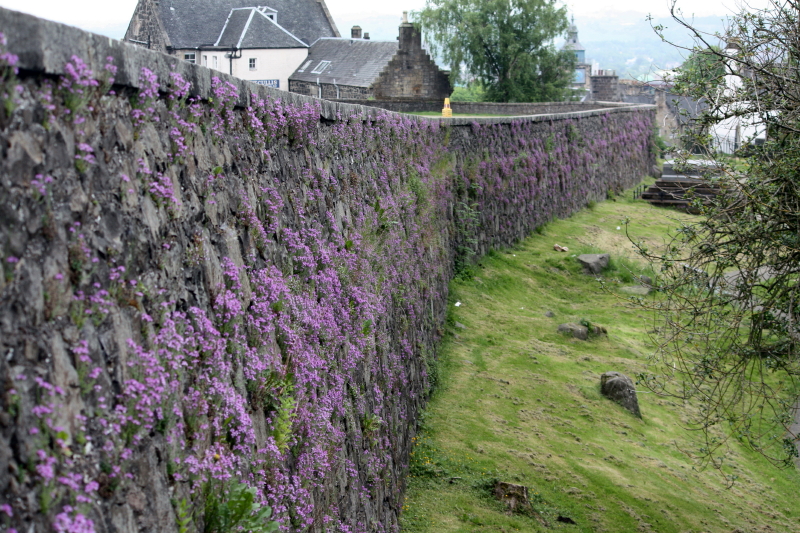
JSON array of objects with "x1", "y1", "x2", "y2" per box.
[
  {"x1": 364, "y1": 32, "x2": 370, "y2": 40},
  {"x1": 351, "y1": 25, "x2": 362, "y2": 39},
  {"x1": 398, "y1": 11, "x2": 420, "y2": 51}
]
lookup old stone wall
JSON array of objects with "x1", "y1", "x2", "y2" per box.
[
  {"x1": 590, "y1": 74, "x2": 621, "y2": 102},
  {"x1": 0, "y1": 8, "x2": 655, "y2": 533},
  {"x1": 333, "y1": 99, "x2": 626, "y2": 116},
  {"x1": 289, "y1": 80, "x2": 373, "y2": 100}
]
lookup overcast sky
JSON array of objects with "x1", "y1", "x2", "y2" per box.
[{"x1": 0, "y1": 0, "x2": 760, "y2": 38}]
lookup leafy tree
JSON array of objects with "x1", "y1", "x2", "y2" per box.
[
  {"x1": 635, "y1": 0, "x2": 800, "y2": 473},
  {"x1": 415, "y1": 0, "x2": 576, "y2": 102},
  {"x1": 672, "y1": 45, "x2": 726, "y2": 97},
  {"x1": 449, "y1": 82, "x2": 486, "y2": 102}
]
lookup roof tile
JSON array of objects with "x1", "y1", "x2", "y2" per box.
[
  {"x1": 159, "y1": 0, "x2": 338, "y2": 49},
  {"x1": 290, "y1": 38, "x2": 399, "y2": 87}
]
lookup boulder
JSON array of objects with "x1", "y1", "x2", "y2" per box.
[
  {"x1": 558, "y1": 323, "x2": 589, "y2": 340},
  {"x1": 493, "y1": 481, "x2": 547, "y2": 525},
  {"x1": 600, "y1": 371, "x2": 641, "y2": 418},
  {"x1": 576, "y1": 254, "x2": 610, "y2": 275},
  {"x1": 494, "y1": 481, "x2": 530, "y2": 513},
  {"x1": 545, "y1": 310, "x2": 555, "y2": 317},
  {"x1": 651, "y1": 163, "x2": 663, "y2": 179}
]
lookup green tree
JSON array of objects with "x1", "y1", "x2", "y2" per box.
[
  {"x1": 415, "y1": 0, "x2": 576, "y2": 102},
  {"x1": 636, "y1": 0, "x2": 800, "y2": 472},
  {"x1": 672, "y1": 45, "x2": 726, "y2": 97},
  {"x1": 449, "y1": 82, "x2": 486, "y2": 102}
]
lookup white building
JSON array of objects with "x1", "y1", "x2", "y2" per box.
[
  {"x1": 710, "y1": 40, "x2": 767, "y2": 153},
  {"x1": 125, "y1": 0, "x2": 340, "y2": 91}
]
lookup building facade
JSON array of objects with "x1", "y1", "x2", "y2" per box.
[
  {"x1": 125, "y1": 0, "x2": 340, "y2": 90},
  {"x1": 289, "y1": 13, "x2": 451, "y2": 101}
]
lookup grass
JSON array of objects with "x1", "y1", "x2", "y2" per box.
[
  {"x1": 400, "y1": 180, "x2": 800, "y2": 532},
  {"x1": 407, "y1": 111, "x2": 511, "y2": 118}
]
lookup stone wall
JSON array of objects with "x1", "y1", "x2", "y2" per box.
[
  {"x1": 0, "y1": 8, "x2": 656, "y2": 533},
  {"x1": 333, "y1": 99, "x2": 630, "y2": 116},
  {"x1": 289, "y1": 80, "x2": 372, "y2": 100},
  {"x1": 590, "y1": 74, "x2": 621, "y2": 102}
]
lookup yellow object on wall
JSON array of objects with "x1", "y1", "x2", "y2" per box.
[{"x1": 442, "y1": 97, "x2": 452, "y2": 117}]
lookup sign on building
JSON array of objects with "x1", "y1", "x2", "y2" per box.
[{"x1": 253, "y1": 80, "x2": 280, "y2": 88}]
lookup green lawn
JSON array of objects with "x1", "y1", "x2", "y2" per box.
[
  {"x1": 400, "y1": 181, "x2": 800, "y2": 532},
  {"x1": 406, "y1": 111, "x2": 511, "y2": 118}
]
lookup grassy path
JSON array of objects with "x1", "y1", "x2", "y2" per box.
[{"x1": 400, "y1": 182, "x2": 800, "y2": 532}]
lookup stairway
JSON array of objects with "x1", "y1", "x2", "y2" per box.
[{"x1": 640, "y1": 160, "x2": 722, "y2": 211}]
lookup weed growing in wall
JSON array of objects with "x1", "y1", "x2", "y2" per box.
[{"x1": 0, "y1": 33, "x2": 19, "y2": 118}]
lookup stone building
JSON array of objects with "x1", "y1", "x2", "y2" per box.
[
  {"x1": 124, "y1": 0, "x2": 340, "y2": 90},
  {"x1": 289, "y1": 13, "x2": 451, "y2": 100},
  {"x1": 619, "y1": 78, "x2": 705, "y2": 147},
  {"x1": 590, "y1": 70, "x2": 620, "y2": 102}
]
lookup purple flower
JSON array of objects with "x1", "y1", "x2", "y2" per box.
[{"x1": 53, "y1": 507, "x2": 95, "y2": 533}]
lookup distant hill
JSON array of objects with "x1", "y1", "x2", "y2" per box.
[{"x1": 576, "y1": 12, "x2": 730, "y2": 79}]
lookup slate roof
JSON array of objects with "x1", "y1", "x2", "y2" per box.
[
  {"x1": 290, "y1": 38, "x2": 399, "y2": 87},
  {"x1": 215, "y1": 8, "x2": 306, "y2": 49},
  {"x1": 158, "y1": 0, "x2": 339, "y2": 49},
  {"x1": 666, "y1": 92, "x2": 706, "y2": 126},
  {"x1": 622, "y1": 94, "x2": 656, "y2": 105}
]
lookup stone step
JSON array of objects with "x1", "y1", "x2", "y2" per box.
[{"x1": 641, "y1": 176, "x2": 722, "y2": 209}]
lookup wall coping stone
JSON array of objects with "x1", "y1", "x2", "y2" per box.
[{"x1": 0, "y1": 6, "x2": 655, "y2": 127}]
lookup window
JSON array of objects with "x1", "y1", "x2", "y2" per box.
[
  {"x1": 184, "y1": 53, "x2": 196, "y2": 64},
  {"x1": 212, "y1": 56, "x2": 218, "y2": 69},
  {"x1": 257, "y1": 6, "x2": 277, "y2": 21},
  {"x1": 249, "y1": 58, "x2": 257, "y2": 70},
  {"x1": 297, "y1": 60, "x2": 312, "y2": 73},
  {"x1": 203, "y1": 55, "x2": 208, "y2": 66},
  {"x1": 310, "y1": 60, "x2": 331, "y2": 74}
]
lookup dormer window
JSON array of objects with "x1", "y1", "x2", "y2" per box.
[
  {"x1": 257, "y1": 6, "x2": 277, "y2": 22},
  {"x1": 311, "y1": 60, "x2": 331, "y2": 74}
]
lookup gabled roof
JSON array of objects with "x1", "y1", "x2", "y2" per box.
[
  {"x1": 215, "y1": 8, "x2": 307, "y2": 49},
  {"x1": 290, "y1": 38, "x2": 399, "y2": 87},
  {"x1": 157, "y1": 0, "x2": 339, "y2": 49},
  {"x1": 563, "y1": 41, "x2": 585, "y2": 52}
]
